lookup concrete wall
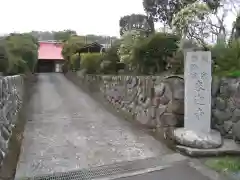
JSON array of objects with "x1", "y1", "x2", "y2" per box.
[
  {"x1": 67, "y1": 72, "x2": 240, "y2": 141},
  {"x1": 0, "y1": 75, "x2": 24, "y2": 165}
]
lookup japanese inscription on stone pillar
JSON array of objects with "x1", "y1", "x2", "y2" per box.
[{"x1": 184, "y1": 51, "x2": 212, "y2": 133}]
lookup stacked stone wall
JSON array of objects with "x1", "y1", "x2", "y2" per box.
[
  {"x1": 68, "y1": 72, "x2": 240, "y2": 142},
  {"x1": 0, "y1": 75, "x2": 23, "y2": 165}
]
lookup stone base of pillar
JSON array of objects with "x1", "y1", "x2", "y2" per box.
[{"x1": 174, "y1": 128, "x2": 222, "y2": 149}]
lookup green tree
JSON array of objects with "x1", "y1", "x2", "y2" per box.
[
  {"x1": 54, "y1": 30, "x2": 77, "y2": 41},
  {"x1": 172, "y1": 2, "x2": 211, "y2": 47},
  {"x1": 84, "y1": 34, "x2": 117, "y2": 44},
  {"x1": 101, "y1": 40, "x2": 121, "y2": 73},
  {"x1": 230, "y1": 14, "x2": 240, "y2": 42},
  {"x1": 4, "y1": 33, "x2": 38, "y2": 74},
  {"x1": 119, "y1": 14, "x2": 154, "y2": 36},
  {"x1": 80, "y1": 53, "x2": 103, "y2": 74},
  {"x1": 213, "y1": 40, "x2": 240, "y2": 76},
  {"x1": 132, "y1": 32, "x2": 180, "y2": 74},
  {"x1": 118, "y1": 30, "x2": 142, "y2": 70},
  {"x1": 0, "y1": 39, "x2": 8, "y2": 73},
  {"x1": 62, "y1": 35, "x2": 85, "y2": 61},
  {"x1": 143, "y1": 0, "x2": 221, "y2": 27}
]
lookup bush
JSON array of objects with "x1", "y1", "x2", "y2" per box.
[
  {"x1": 118, "y1": 30, "x2": 142, "y2": 67},
  {"x1": 70, "y1": 53, "x2": 80, "y2": 71},
  {"x1": 166, "y1": 50, "x2": 184, "y2": 74},
  {"x1": 80, "y1": 53, "x2": 103, "y2": 74},
  {"x1": 213, "y1": 40, "x2": 240, "y2": 76},
  {"x1": 101, "y1": 40, "x2": 121, "y2": 74},
  {"x1": 131, "y1": 32, "x2": 180, "y2": 74}
]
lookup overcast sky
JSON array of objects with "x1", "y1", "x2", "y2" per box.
[
  {"x1": 0, "y1": 0, "x2": 236, "y2": 37},
  {"x1": 0, "y1": 0, "x2": 145, "y2": 37}
]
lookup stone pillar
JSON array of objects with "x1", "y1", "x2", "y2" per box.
[{"x1": 174, "y1": 51, "x2": 222, "y2": 149}]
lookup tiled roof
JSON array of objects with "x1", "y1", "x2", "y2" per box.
[{"x1": 38, "y1": 41, "x2": 64, "y2": 60}]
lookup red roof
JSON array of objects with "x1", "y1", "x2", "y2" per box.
[{"x1": 38, "y1": 42, "x2": 64, "y2": 60}]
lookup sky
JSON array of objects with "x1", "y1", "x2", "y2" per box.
[
  {"x1": 0, "y1": 0, "x2": 236, "y2": 37},
  {"x1": 0, "y1": 0, "x2": 145, "y2": 37}
]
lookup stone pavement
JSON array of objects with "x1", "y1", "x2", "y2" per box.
[{"x1": 15, "y1": 73, "x2": 171, "y2": 179}]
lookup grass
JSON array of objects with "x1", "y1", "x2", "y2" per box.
[{"x1": 205, "y1": 156, "x2": 240, "y2": 173}]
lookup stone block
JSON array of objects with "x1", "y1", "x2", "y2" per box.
[
  {"x1": 174, "y1": 128, "x2": 222, "y2": 149},
  {"x1": 1, "y1": 126, "x2": 11, "y2": 141},
  {"x1": 233, "y1": 121, "x2": 240, "y2": 141},
  {"x1": 159, "y1": 95, "x2": 170, "y2": 105},
  {"x1": 161, "y1": 113, "x2": 178, "y2": 126},
  {"x1": 154, "y1": 83, "x2": 165, "y2": 97},
  {"x1": 223, "y1": 121, "x2": 233, "y2": 133},
  {"x1": 172, "y1": 85, "x2": 184, "y2": 100},
  {"x1": 0, "y1": 135, "x2": 8, "y2": 154},
  {"x1": 212, "y1": 109, "x2": 232, "y2": 124},
  {"x1": 176, "y1": 139, "x2": 240, "y2": 157},
  {"x1": 234, "y1": 97, "x2": 240, "y2": 111},
  {"x1": 167, "y1": 100, "x2": 184, "y2": 115},
  {"x1": 152, "y1": 97, "x2": 161, "y2": 107},
  {"x1": 211, "y1": 77, "x2": 221, "y2": 96},
  {"x1": 227, "y1": 98, "x2": 236, "y2": 112},
  {"x1": 215, "y1": 97, "x2": 227, "y2": 110},
  {"x1": 231, "y1": 108, "x2": 240, "y2": 122}
]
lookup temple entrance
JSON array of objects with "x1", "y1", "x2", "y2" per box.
[{"x1": 36, "y1": 60, "x2": 55, "y2": 73}]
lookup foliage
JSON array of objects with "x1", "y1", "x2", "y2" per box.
[
  {"x1": 101, "y1": 40, "x2": 121, "y2": 73},
  {"x1": 166, "y1": 50, "x2": 184, "y2": 74},
  {"x1": 0, "y1": 33, "x2": 39, "y2": 75},
  {"x1": 62, "y1": 36, "x2": 85, "y2": 62},
  {"x1": 70, "y1": 53, "x2": 80, "y2": 70},
  {"x1": 172, "y1": 2, "x2": 212, "y2": 47},
  {"x1": 29, "y1": 31, "x2": 118, "y2": 44},
  {"x1": 131, "y1": 32, "x2": 180, "y2": 74},
  {"x1": 118, "y1": 30, "x2": 142, "y2": 69},
  {"x1": 119, "y1": 14, "x2": 154, "y2": 36},
  {"x1": 80, "y1": 53, "x2": 103, "y2": 74},
  {"x1": 54, "y1": 30, "x2": 77, "y2": 41},
  {"x1": 143, "y1": 0, "x2": 221, "y2": 27},
  {"x1": 213, "y1": 40, "x2": 240, "y2": 76},
  {"x1": 206, "y1": 157, "x2": 240, "y2": 172},
  {"x1": 211, "y1": 40, "x2": 226, "y2": 62},
  {"x1": 230, "y1": 14, "x2": 240, "y2": 42},
  {"x1": 0, "y1": 39, "x2": 8, "y2": 73},
  {"x1": 84, "y1": 35, "x2": 118, "y2": 44}
]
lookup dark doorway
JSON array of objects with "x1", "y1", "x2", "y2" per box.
[{"x1": 36, "y1": 60, "x2": 55, "y2": 73}]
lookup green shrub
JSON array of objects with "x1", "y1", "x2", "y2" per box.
[
  {"x1": 118, "y1": 30, "x2": 141, "y2": 68},
  {"x1": 101, "y1": 40, "x2": 121, "y2": 74},
  {"x1": 80, "y1": 53, "x2": 103, "y2": 74},
  {"x1": 166, "y1": 50, "x2": 184, "y2": 74},
  {"x1": 213, "y1": 40, "x2": 240, "y2": 76},
  {"x1": 131, "y1": 32, "x2": 180, "y2": 74},
  {"x1": 70, "y1": 53, "x2": 80, "y2": 70}
]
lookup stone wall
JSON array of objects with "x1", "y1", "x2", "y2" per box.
[
  {"x1": 0, "y1": 75, "x2": 24, "y2": 165},
  {"x1": 212, "y1": 77, "x2": 240, "y2": 141},
  {"x1": 67, "y1": 72, "x2": 185, "y2": 138},
  {"x1": 68, "y1": 72, "x2": 240, "y2": 141}
]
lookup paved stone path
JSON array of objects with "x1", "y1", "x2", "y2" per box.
[{"x1": 15, "y1": 73, "x2": 170, "y2": 178}]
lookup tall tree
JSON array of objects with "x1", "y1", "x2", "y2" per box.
[
  {"x1": 54, "y1": 30, "x2": 77, "y2": 41},
  {"x1": 119, "y1": 14, "x2": 154, "y2": 36},
  {"x1": 0, "y1": 39, "x2": 8, "y2": 72},
  {"x1": 172, "y1": 2, "x2": 212, "y2": 47},
  {"x1": 5, "y1": 33, "x2": 39, "y2": 73},
  {"x1": 172, "y1": 0, "x2": 239, "y2": 45},
  {"x1": 143, "y1": 0, "x2": 221, "y2": 27},
  {"x1": 62, "y1": 36, "x2": 85, "y2": 62}
]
